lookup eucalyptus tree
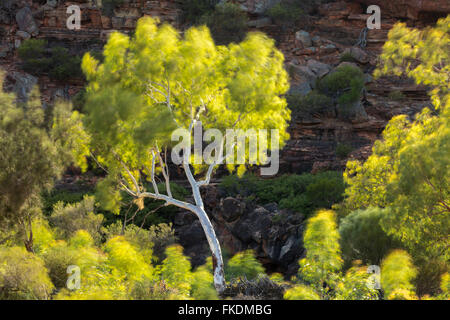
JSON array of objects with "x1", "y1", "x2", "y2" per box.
[{"x1": 80, "y1": 16, "x2": 290, "y2": 293}]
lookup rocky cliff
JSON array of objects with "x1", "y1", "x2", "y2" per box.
[{"x1": 1, "y1": 0, "x2": 441, "y2": 173}]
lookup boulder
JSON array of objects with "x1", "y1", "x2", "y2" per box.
[
  {"x1": 247, "y1": 17, "x2": 272, "y2": 28},
  {"x1": 5, "y1": 72, "x2": 38, "y2": 103},
  {"x1": 221, "y1": 197, "x2": 245, "y2": 222},
  {"x1": 342, "y1": 47, "x2": 369, "y2": 64},
  {"x1": 295, "y1": 30, "x2": 312, "y2": 48},
  {"x1": 306, "y1": 59, "x2": 332, "y2": 78},
  {"x1": 16, "y1": 7, "x2": 39, "y2": 36},
  {"x1": 16, "y1": 30, "x2": 30, "y2": 40}
]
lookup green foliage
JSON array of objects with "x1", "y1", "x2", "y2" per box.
[
  {"x1": 339, "y1": 207, "x2": 399, "y2": 266},
  {"x1": 181, "y1": 0, "x2": 217, "y2": 24},
  {"x1": 103, "y1": 221, "x2": 176, "y2": 263},
  {"x1": 226, "y1": 250, "x2": 265, "y2": 281},
  {"x1": 158, "y1": 245, "x2": 193, "y2": 297},
  {"x1": 298, "y1": 210, "x2": 342, "y2": 298},
  {"x1": 284, "y1": 284, "x2": 320, "y2": 300},
  {"x1": 317, "y1": 65, "x2": 365, "y2": 106},
  {"x1": 287, "y1": 91, "x2": 333, "y2": 115},
  {"x1": 334, "y1": 264, "x2": 379, "y2": 300},
  {"x1": 199, "y1": 2, "x2": 248, "y2": 45},
  {"x1": 339, "y1": 52, "x2": 357, "y2": 63},
  {"x1": 104, "y1": 236, "x2": 154, "y2": 282},
  {"x1": 375, "y1": 15, "x2": 449, "y2": 112},
  {"x1": 0, "y1": 74, "x2": 82, "y2": 251},
  {"x1": 191, "y1": 265, "x2": 219, "y2": 300},
  {"x1": 335, "y1": 143, "x2": 353, "y2": 159},
  {"x1": 220, "y1": 171, "x2": 345, "y2": 215},
  {"x1": 17, "y1": 39, "x2": 50, "y2": 73},
  {"x1": 80, "y1": 15, "x2": 290, "y2": 221},
  {"x1": 344, "y1": 109, "x2": 449, "y2": 262},
  {"x1": 18, "y1": 39, "x2": 83, "y2": 81},
  {"x1": 48, "y1": 47, "x2": 83, "y2": 81},
  {"x1": 0, "y1": 246, "x2": 54, "y2": 299},
  {"x1": 49, "y1": 196, "x2": 103, "y2": 244},
  {"x1": 41, "y1": 189, "x2": 90, "y2": 216},
  {"x1": 440, "y1": 273, "x2": 449, "y2": 298},
  {"x1": 266, "y1": 2, "x2": 304, "y2": 24},
  {"x1": 381, "y1": 250, "x2": 417, "y2": 300}
]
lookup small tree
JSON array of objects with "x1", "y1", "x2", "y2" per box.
[
  {"x1": 79, "y1": 17, "x2": 290, "y2": 293},
  {"x1": 0, "y1": 73, "x2": 83, "y2": 252}
]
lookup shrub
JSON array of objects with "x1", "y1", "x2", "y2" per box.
[
  {"x1": 339, "y1": 52, "x2": 356, "y2": 63},
  {"x1": 42, "y1": 189, "x2": 90, "y2": 215},
  {"x1": 287, "y1": 91, "x2": 333, "y2": 114},
  {"x1": 181, "y1": 0, "x2": 217, "y2": 24},
  {"x1": 339, "y1": 207, "x2": 399, "y2": 266},
  {"x1": 49, "y1": 196, "x2": 104, "y2": 243},
  {"x1": 381, "y1": 250, "x2": 417, "y2": 299},
  {"x1": 158, "y1": 245, "x2": 193, "y2": 296},
  {"x1": 317, "y1": 65, "x2": 364, "y2": 104},
  {"x1": 335, "y1": 143, "x2": 353, "y2": 159},
  {"x1": 284, "y1": 284, "x2": 320, "y2": 300},
  {"x1": 103, "y1": 221, "x2": 176, "y2": 263},
  {"x1": 17, "y1": 39, "x2": 50, "y2": 73},
  {"x1": 18, "y1": 39, "x2": 83, "y2": 81},
  {"x1": 200, "y1": 2, "x2": 248, "y2": 45},
  {"x1": 298, "y1": 210, "x2": 343, "y2": 298},
  {"x1": 226, "y1": 250, "x2": 265, "y2": 281},
  {"x1": 0, "y1": 247, "x2": 54, "y2": 299},
  {"x1": 220, "y1": 171, "x2": 345, "y2": 216},
  {"x1": 266, "y1": 2, "x2": 304, "y2": 24},
  {"x1": 104, "y1": 236, "x2": 154, "y2": 282},
  {"x1": 49, "y1": 47, "x2": 83, "y2": 81},
  {"x1": 191, "y1": 265, "x2": 218, "y2": 300}
]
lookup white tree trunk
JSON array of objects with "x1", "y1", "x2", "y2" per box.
[{"x1": 191, "y1": 205, "x2": 226, "y2": 294}]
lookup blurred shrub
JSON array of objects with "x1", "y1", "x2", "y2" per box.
[
  {"x1": 104, "y1": 236, "x2": 154, "y2": 282},
  {"x1": 381, "y1": 250, "x2": 417, "y2": 300},
  {"x1": 0, "y1": 246, "x2": 54, "y2": 299},
  {"x1": 339, "y1": 207, "x2": 399, "y2": 266},
  {"x1": 158, "y1": 245, "x2": 193, "y2": 297},
  {"x1": 284, "y1": 284, "x2": 320, "y2": 300},
  {"x1": 42, "y1": 189, "x2": 90, "y2": 215},
  {"x1": 49, "y1": 196, "x2": 103, "y2": 244},
  {"x1": 191, "y1": 264, "x2": 218, "y2": 300},
  {"x1": 226, "y1": 250, "x2": 265, "y2": 281}
]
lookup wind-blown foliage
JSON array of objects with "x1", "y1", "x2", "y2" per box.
[{"x1": 344, "y1": 16, "x2": 450, "y2": 268}]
